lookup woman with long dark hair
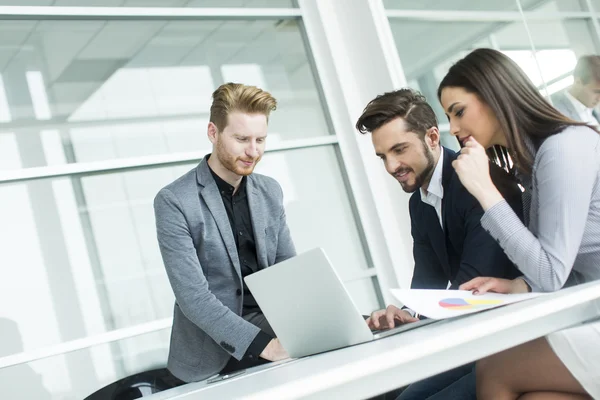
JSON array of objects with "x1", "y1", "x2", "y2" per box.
[{"x1": 438, "y1": 48, "x2": 600, "y2": 399}]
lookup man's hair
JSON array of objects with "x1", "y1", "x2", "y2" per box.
[
  {"x1": 573, "y1": 55, "x2": 600, "y2": 84},
  {"x1": 355, "y1": 88, "x2": 438, "y2": 136},
  {"x1": 210, "y1": 83, "x2": 277, "y2": 132}
]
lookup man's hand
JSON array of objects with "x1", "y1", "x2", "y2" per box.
[
  {"x1": 366, "y1": 305, "x2": 418, "y2": 330},
  {"x1": 459, "y1": 277, "x2": 531, "y2": 294},
  {"x1": 259, "y1": 338, "x2": 289, "y2": 361}
]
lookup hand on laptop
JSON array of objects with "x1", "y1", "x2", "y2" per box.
[
  {"x1": 260, "y1": 338, "x2": 289, "y2": 361},
  {"x1": 366, "y1": 305, "x2": 418, "y2": 330}
]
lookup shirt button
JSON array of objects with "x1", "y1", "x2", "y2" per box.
[
  {"x1": 236, "y1": 289, "x2": 242, "y2": 296},
  {"x1": 239, "y1": 231, "x2": 243, "y2": 236}
]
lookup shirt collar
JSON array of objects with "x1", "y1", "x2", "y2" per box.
[
  {"x1": 420, "y1": 147, "x2": 444, "y2": 200},
  {"x1": 207, "y1": 154, "x2": 247, "y2": 197}
]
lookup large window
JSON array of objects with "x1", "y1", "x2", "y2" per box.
[
  {"x1": 0, "y1": 19, "x2": 330, "y2": 168},
  {"x1": 386, "y1": 0, "x2": 600, "y2": 147},
  {"x1": 0, "y1": 6, "x2": 383, "y2": 399}
]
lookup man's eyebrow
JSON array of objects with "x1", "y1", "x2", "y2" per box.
[{"x1": 376, "y1": 142, "x2": 408, "y2": 157}]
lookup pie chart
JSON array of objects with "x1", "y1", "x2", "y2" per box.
[{"x1": 439, "y1": 297, "x2": 503, "y2": 310}]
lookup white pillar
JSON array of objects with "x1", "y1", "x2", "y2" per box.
[{"x1": 299, "y1": 0, "x2": 415, "y2": 303}]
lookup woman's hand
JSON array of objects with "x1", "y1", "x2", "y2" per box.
[
  {"x1": 459, "y1": 277, "x2": 531, "y2": 294},
  {"x1": 452, "y1": 137, "x2": 504, "y2": 210}
]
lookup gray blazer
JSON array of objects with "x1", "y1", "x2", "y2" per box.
[
  {"x1": 154, "y1": 156, "x2": 296, "y2": 382},
  {"x1": 551, "y1": 90, "x2": 600, "y2": 122}
]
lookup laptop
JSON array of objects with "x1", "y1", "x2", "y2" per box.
[{"x1": 244, "y1": 247, "x2": 436, "y2": 358}]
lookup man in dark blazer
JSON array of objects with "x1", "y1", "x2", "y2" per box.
[
  {"x1": 355, "y1": 88, "x2": 522, "y2": 399},
  {"x1": 154, "y1": 83, "x2": 296, "y2": 384},
  {"x1": 356, "y1": 88, "x2": 521, "y2": 325}
]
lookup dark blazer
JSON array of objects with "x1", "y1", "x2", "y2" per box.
[
  {"x1": 409, "y1": 147, "x2": 522, "y2": 289},
  {"x1": 154, "y1": 156, "x2": 296, "y2": 382}
]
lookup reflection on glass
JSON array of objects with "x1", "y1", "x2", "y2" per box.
[
  {"x1": 519, "y1": 18, "x2": 598, "y2": 96},
  {"x1": 391, "y1": 16, "x2": 598, "y2": 145},
  {"x1": 0, "y1": 19, "x2": 329, "y2": 170},
  {"x1": 504, "y1": 49, "x2": 577, "y2": 94}
]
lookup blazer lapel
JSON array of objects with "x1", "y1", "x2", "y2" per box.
[
  {"x1": 424, "y1": 205, "x2": 449, "y2": 275},
  {"x1": 196, "y1": 158, "x2": 242, "y2": 281},
  {"x1": 246, "y1": 176, "x2": 268, "y2": 269},
  {"x1": 440, "y1": 147, "x2": 455, "y2": 233},
  {"x1": 438, "y1": 147, "x2": 457, "y2": 279}
]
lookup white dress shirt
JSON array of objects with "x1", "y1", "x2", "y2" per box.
[
  {"x1": 566, "y1": 91, "x2": 599, "y2": 126},
  {"x1": 420, "y1": 147, "x2": 444, "y2": 229}
]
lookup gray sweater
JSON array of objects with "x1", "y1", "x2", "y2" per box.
[{"x1": 481, "y1": 126, "x2": 600, "y2": 292}]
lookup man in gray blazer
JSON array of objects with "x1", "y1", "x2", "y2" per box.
[
  {"x1": 154, "y1": 83, "x2": 296, "y2": 383},
  {"x1": 551, "y1": 55, "x2": 600, "y2": 125}
]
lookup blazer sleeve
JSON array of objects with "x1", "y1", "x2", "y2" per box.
[
  {"x1": 274, "y1": 183, "x2": 297, "y2": 264},
  {"x1": 154, "y1": 188, "x2": 260, "y2": 361},
  {"x1": 449, "y1": 178, "x2": 520, "y2": 289},
  {"x1": 410, "y1": 204, "x2": 448, "y2": 289}
]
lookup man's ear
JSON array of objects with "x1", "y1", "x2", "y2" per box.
[
  {"x1": 425, "y1": 126, "x2": 441, "y2": 149},
  {"x1": 207, "y1": 122, "x2": 218, "y2": 144}
]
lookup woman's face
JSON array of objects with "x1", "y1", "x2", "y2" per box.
[{"x1": 440, "y1": 86, "x2": 505, "y2": 149}]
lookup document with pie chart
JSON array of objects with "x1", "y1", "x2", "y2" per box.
[{"x1": 390, "y1": 289, "x2": 544, "y2": 319}]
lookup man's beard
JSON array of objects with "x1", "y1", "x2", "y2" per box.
[
  {"x1": 396, "y1": 141, "x2": 435, "y2": 193},
  {"x1": 215, "y1": 139, "x2": 260, "y2": 176}
]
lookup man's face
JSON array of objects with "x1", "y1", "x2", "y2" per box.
[
  {"x1": 372, "y1": 118, "x2": 436, "y2": 193},
  {"x1": 209, "y1": 112, "x2": 267, "y2": 177},
  {"x1": 576, "y1": 79, "x2": 600, "y2": 108}
]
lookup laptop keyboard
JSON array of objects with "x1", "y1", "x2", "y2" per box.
[{"x1": 372, "y1": 318, "x2": 438, "y2": 338}]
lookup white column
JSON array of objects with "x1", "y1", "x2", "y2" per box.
[{"x1": 299, "y1": 0, "x2": 415, "y2": 303}]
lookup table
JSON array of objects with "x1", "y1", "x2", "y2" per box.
[{"x1": 149, "y1": 280, "x2": 600, "y2": 400}]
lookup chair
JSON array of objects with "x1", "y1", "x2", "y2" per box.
[{"x1": 85, "y1": 368, "x2": 184, "y2": 400}]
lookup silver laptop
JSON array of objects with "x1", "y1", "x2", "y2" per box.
[{"x1": 244, "y1": 247, "x2": 436, "y2": 358}]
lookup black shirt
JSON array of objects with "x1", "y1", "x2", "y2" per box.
[{"x1": 208, "y1": 161, "x2": 272, "y2": 359}]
